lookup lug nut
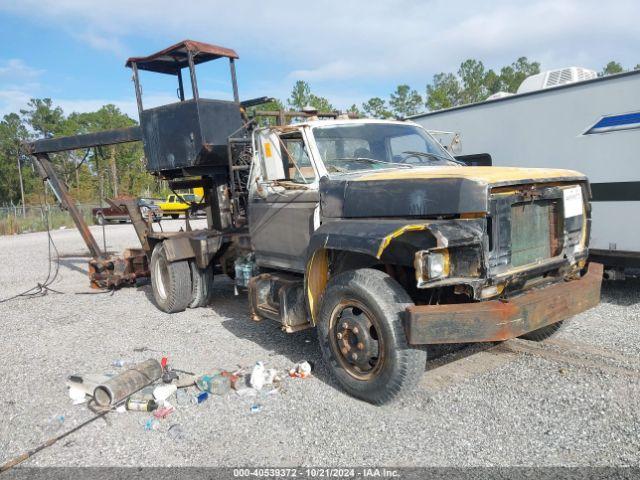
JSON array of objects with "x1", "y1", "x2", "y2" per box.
[
  {"x1": 352, "y1": 327, "x2": 359, "y2": 334},
  {"x1": 342, "y1": 322, "x2": 348, "y2": 329},
  {"x1": 336, "y1": 332, "x2": 343, "y2": 340},
  {"x1": 351, "y1": 353, "x2": 358, "y2": 360},
  {"x1": 357, "y1": 342, "x2": 364, "y2": 350}
]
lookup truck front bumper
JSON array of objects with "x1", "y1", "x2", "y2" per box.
[{"x1": 404, "y1": 262, "x2": 602, "y2": 344}]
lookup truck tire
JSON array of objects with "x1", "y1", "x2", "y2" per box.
[
  {"x1": 316, "y1": 268, "x2": 426, "y2": 404},
  {"x1": 518, "y1": 321, "x2": 564, "y2": 341},
  {"x1": 95, "y1": 213, "x2": 106, "y2": 225},
  {"x1": 189, "y1": 261, "x2": 214, "y2": 308},
  {"x1": 150, "y1": 242, "x2": 192, "y2": 313},
  {"x1": 171, "y1": 214, "x2": 179, "y2": 219}
]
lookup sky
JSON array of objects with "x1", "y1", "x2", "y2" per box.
[{"x1": 0, "y1": 0, "x2": 638, "y2": 119}]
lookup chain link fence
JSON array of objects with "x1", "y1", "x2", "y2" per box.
[{"x1": 0, "y1": 204, "x2": 98, "y2": 235}]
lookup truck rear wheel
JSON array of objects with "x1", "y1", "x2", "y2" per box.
[
  {"x1": 518, "y1": 321, "x2": 564, "y2": 341},
  {"x1": 150, "y1": 242, "x2": 192, "y2": 313},
  {"x1": 189, "y1": 261, "x2": 214, "y2": 308},
  {"x1": 316, "y1": 268, "x2": 426, "y2": 404}
]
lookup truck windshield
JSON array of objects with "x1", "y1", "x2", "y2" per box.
[{"x1": 312, "y1": 123, "x2": 462, "y2": 174}]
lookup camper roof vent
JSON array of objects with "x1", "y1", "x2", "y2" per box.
[{"x1": 517, "y1": 67, "x2": 597, "y2": 94}]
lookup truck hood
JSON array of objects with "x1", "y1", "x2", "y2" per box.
[
  {"x1": 354, "y1": 166, "x2": 584, "y2": 185},
  {"x1": 320, "y1": 166, "x2": 587, "y2": 219}
]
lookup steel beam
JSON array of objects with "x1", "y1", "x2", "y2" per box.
[
  {"x1": 29, "y1": 127, "x2": 142, "y2": 155},
  {"x1": 35, "y1": 153, "x2": 104, "y2": 259}
]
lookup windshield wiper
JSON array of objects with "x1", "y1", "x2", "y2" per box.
[
  {"x1": 332, "y1": 157, "x2": 414, "y2": 169},
  {"x1": 402, "y1": 151, "x2": 465, "y2": 166}
]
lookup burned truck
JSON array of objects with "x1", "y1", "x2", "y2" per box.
[{"x1": 29, "y1": 41, "x2": 602, "y2": 404}]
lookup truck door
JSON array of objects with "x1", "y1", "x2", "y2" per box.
[{"x1": 249, "y1": 130, "x2": 319, "y2": 272}]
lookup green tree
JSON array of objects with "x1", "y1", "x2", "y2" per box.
[
  {"x1": 458, "y1": 59, "x2": 488, "y2": 104},
  {"x1": 425, "y1": 57, "x2": 540, "y2": 111},
  {"x1": 361, "y1": 97, "x2": 392, "y2": 119},
  {"x1": 287, "y1": 80, "x2": 334, "y2": 112},
  {"x1": 308, "y1": 94, "x2": 334, "y2": 112},
  {"x1": 19, "y1": 98, "x2": 80, "y2": 199},
  {"x1": 599, "y1": 61, "x2": 624, "y2": 77},
  {"x1": 346, "y1": 104, "x2": 361, "y2": 117},
  {"x1": 20, "y1": 98, "x2": 65, "y2": 138},
  {"x1": 247, "y1": 98, "x2": 285, "y2": 126},
  {"x1": 288, "y1": 80, "x2": 312, "y2": 110},
  {"x1": 69, "y1": 105, "x2": 148, "y2": 200},
  {"x1": 425, "y1": 73, "x2": 462, "y2": 111},
  {"x1": 0, "y1": 113, "x2": 37, "y2": 205},
  {"x1": 389, "y1": 85, "x2": 423, "y2": 117},
  {"x1": 498, "y1": 57, "x2": 541, "y2": 92}
]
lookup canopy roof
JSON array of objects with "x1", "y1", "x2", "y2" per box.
[{"x1": 125, "y1": 40, "x2": 239, "y2": 75}]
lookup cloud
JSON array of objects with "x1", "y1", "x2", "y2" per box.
[
  {"x1": 0, "y1": 0, "x2": 639, "y2": 109},
  {"x1": 71, "y1": 31, "x2": 129, "y2": 57},
  {"x1": 0, "y1": 88, "x2": 33, "y2": 117},
  {"x1": 3, "y1": 0, "x2": 640, "y2": 79},
  {"x1": 0, "y1": 59, "x2": 44, "y2": 80}
]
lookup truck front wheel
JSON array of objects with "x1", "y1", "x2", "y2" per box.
[
  {"x1": 316, "y1": 268, "x2": 426, "y2": 404},
  {"x1": 150, "y1": 242, "x2": 192, "y2": 313}
]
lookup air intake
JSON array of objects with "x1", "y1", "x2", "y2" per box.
[{"x1": 517, "y1": 67, "x2": 597, "y2": 94}]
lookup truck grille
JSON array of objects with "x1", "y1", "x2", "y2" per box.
[{"x1": 510, "y1": 199, "x2": 562, "y2": 267}]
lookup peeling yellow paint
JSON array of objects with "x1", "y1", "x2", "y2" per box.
[
  {"x1": 377, "y1": 224, "x2": 428, "y2": 259},
  {"x1": 356, "y1": 166, "x2": 584, "y2": 184},
  {"x1": 306, "y1": 248, "x2": 329, "y2": 325}
]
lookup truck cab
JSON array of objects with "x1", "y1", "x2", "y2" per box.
[{"x1": 235, "y1": 118, "x2": 601, "y2": 403}]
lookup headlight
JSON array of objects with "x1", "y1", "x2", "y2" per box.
[
  {"x1": 427, "y1": 252, "x2": 448, "y2": 278},
  {"x1": 414, "y1": 249, "x2": 450, "y2": 286}
]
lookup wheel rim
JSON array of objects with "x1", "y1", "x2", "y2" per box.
[
  {"x1": 154, "y1": 255, "x2": 168, "y2": 300},
  {"x1": 329, "y1": 299, "x2": 385, "y2": 381}
]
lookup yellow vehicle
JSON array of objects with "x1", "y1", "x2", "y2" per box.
[{"x1": 158, "y1": 192, "x2": 202, "y2": 219}]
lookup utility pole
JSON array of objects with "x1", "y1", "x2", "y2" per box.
[{"x1": 16, "y1": 144, "x2": 26, "y2": 217}]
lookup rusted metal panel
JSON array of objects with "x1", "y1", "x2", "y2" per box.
[
  {"x1": 88, "y1": 249, "x2": 149, "y2": 289},
  {"x1": 125, "y1": 40, "x2": 238, "y2": 74},
  {"x1": 405, "y1": 262, "x2": 603, "y2": 344}
]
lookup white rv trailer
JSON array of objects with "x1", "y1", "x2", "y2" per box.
[{"x1": 412, "y1": 69, "x2": 640, "y2": 274}]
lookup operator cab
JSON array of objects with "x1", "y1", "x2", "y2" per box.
[{"x1": 126, "y1": 40, "x2": 244, "y2": 176}]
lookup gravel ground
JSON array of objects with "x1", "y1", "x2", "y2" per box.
[{"x1": 0, "y1": 221, "x2": 639, "y2": 467}]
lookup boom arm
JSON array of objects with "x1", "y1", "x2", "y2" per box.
[{"x1": 32, "y1": 153, "x2": 104, "y2": 260}]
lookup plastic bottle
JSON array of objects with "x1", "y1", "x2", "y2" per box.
[
  {"x1": 196, "y1": 373, "x2": 231, "y2": 395},
  {"x1": 250, "y1": 362, "x2": 266, "y2": 390},
  {"x1": 153, "y1": 383, "x2": 177, "y2": 403},
  {"x1": 176, "y1": 388, "x2": 190, "y2": 406}
]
